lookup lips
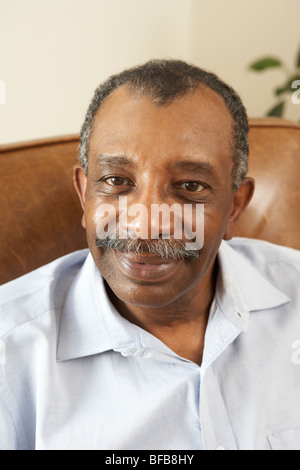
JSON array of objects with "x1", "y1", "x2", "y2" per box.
[{"x1": 114, "y1": 251, "x2": 182, "y2": 282}]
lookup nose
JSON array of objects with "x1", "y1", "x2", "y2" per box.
[{"x1": 118, "y1": 189, "x2": 182, "y2": 241}]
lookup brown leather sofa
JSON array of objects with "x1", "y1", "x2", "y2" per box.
[{"x1": 0, "y1": 117, "x2": 299, "y2": 285}]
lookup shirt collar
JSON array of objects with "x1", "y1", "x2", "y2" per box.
[
  {"x1": 57, "y1": 254, "x2": 139, "y2": 362},
  {"x1": 57, "y1": 242, "x2": 290, "y2": 362},
  {"x1": 215, "y1": 240, "x2": 290, "y2": 332}
]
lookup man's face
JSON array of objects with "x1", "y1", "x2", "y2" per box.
[{"x1": 75, "y1": 86, "x2": 252, "y2": 308}]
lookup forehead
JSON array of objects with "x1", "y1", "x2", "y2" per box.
[{"x1": 89, "y1": 85, "x2": 233, "y2": 167}]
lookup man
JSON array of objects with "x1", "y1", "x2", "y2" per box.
[{"x1": 1, "y1": 59, "x2": 300, "y2": 450}]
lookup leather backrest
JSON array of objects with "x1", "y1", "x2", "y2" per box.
[
  {"x1": 0, "y1": 136, "x2": 87, "y2": 284},
  {"x1": 235, "y1": 118, "x2": 300, "y2": 248},
  {"x1": 0, "y1": 118, "x2": 299, "y2": 284}
]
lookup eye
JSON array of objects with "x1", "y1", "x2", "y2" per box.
[
  {"x1": 104, "y1": 176, "x2": 130, "y2": 186},
  {"x1": 180, "y1": 181, "x2": 205, "y2": 192},
  {"x1": 98, "y1": 175, "x2": 135, "y2": 194}
]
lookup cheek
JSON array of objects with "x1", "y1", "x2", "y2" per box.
[
  {"x1": 203, "y1": 200, "x2": 233, "y2": 240},
  {"x1": 84, "y1": 200, "x2": 117, "y2": 242},
  {"x1": 93, "y1": 203, "x2": 118, "y2": 240},
  {"x1": 84, "y1": 206, "x2": 96, "y2": 245}
]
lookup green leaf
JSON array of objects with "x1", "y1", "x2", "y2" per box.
[
  {"x1": 266, "y1": 101, "x2": 285, "y2": 117},
  {"x1": 249, "y1": 57, "x2": 282, "y2": 72},
  {"x1": 275, "y1": 76, "x2": 300, "y2": 96},
  {"x1": 275, "y1": 85, "x2": 290, "y2": 96}
]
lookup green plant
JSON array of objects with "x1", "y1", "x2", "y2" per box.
[{"x1": 249, "y1": 44, "x2": 300, "y2": 118}]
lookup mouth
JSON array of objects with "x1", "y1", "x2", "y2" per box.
[{"x1": 114, "y1": 251, "x2": 182, "y2": 282}]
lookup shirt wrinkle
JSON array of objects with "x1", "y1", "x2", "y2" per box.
[{"x1": 0, "y1": 238, "x2": 300, "y2": 450}]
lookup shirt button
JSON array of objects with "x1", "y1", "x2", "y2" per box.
[{"x1": 215, "y1": 446, "x2": 226, "y2": 450}]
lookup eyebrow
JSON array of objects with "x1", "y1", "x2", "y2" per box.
[
  {"x1": 95, "y1": 154, "x2": 133, "y2": 166},
  {"x1": 95, "y1": 154, "x2": 218, "y2": 178},
  {"x1": 171, "y1": 160, "x2": 218, "y2": 177}
]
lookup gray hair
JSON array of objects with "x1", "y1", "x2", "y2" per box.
[
  {"x1": 96, "y1": 236, "x2": 200, "y2": 260},
  {"x1": 78, "y1": 59, "x2": 249, "y2": 191}
]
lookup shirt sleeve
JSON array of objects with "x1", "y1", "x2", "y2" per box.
[{"x1": 0, "y1": 394, "x2": 18, "y2": 450}]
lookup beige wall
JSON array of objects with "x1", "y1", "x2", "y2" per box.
[
  {"x1": 0, "y1": 0, "x2": 299, "y2": 144},
  {"x1": 191, "y1": 0, "x2": 300, "y2": 120}
]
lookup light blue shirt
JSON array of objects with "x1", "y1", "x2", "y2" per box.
[{"x1": 1, "y1": 238, "x2": 300, "y2": 450}]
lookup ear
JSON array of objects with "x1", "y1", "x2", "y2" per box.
[
  {"x1": 73, "y1": 165, "x2": 88, "y2": 229},
  {"x1": 224, "y1": 177, "x2": 255, "y2": 241}
]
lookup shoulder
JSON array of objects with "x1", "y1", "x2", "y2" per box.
[
  {"x1": 227, "y1": 237, "x2": 300, "y2": 298},
  {"x1": 0, "y1": 249, "x2": 89, "y2": 339},
  {"x1": 228, "y1": 237, "x2": 300, "y2": 265}
]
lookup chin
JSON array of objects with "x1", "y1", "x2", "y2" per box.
[{"x1": 106, "y1": 275, "x2": 186, "y2": 309}]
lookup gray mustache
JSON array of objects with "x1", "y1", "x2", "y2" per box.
[{"x1": 95, "y1": 236, "x2": 200, "y2": 260}]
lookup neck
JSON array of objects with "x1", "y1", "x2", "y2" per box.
[{"x1": 107, "y1": 259, "x2": 218, "y2": 366}]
